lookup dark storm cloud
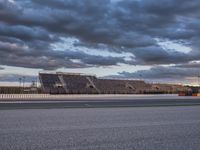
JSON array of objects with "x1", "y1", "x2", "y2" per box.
[
  {"x1": 116, "y1": 65, "x2": 200, "y2": 84},
  {"x1": 176, "y1": 62, "x2": 200, "y2": 69},
  {"x1": 118, "y1": 66, "x2": 198, "y2": 79},
  {"x1": 0, "y1": 74, "x2": 37, "y2": 82},
  {"x1": 0, "y1": 23, "x2": 56, "y2": 41},
  {"x1": 132, "y1": 46, "x2": 198, "y2": 65},
  {"x1": 0, "y1": 0, "x2": 200, "y2": 73},
  {"x1": 0, "y1": 40, "x2": 125, "y2": 69}
]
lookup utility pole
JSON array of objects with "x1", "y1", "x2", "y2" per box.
[
  {"x1": 19, "y1": 78, "x2": 22, "y2": 87},
  {"x1": 198, "y1": 73, "x2": 200, "y2": 93},
  {"x1": 36, "y1": 76, "x2": 38, "y2": 94},
  {"x1": 139, "y1": 74, "x2": 142, "y2": 80},
  {"x1": 198, "y1": 73, "x2": 200, "y2": 87},
  {"x1": 19, "y1": 77, "x2": 22, "y2": 93},
  {"x1": 22, "y1": 76, "x2": 25, "y2": 93}
]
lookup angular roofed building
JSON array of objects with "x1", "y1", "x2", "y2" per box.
[{"x1": 39, "y1": 72, "x2": 190, "y2": 94}]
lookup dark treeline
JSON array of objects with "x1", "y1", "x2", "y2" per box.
[{"x1": 0, "y1": 87, "x2": 42, "y2": 94}]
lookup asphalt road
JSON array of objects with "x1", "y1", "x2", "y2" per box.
[
  {"x1": 0, "y1": 106, "x2": 200, "y2": 150},
  {"x1": 1, "y1": 95, "x2": 200, "y2": 109}
]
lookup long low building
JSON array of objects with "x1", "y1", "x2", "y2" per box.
[{"x1": 39, "y1": 72, "x2": 191, "y2": 94}]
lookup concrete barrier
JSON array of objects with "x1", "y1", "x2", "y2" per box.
[
  {"x1": 0, "y1": 94, "x2": 180, "y2": 101},
  {"x1": 0, "y1": 94, "x2": 51, "y2": 100}
]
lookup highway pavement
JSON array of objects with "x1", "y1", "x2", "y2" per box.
[
  {"x1": 0, "y1": 106, "x2": 200, "y2": 150},
  {"x1": 0, "y1": 95, "x2": 200, "y2": 109}
]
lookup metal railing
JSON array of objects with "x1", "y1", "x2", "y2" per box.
[{"x1": 0, "y1": 94, "x2": 63, "y2": 99}]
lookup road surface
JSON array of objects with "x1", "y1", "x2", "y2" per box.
[
  {"x1": 1, "y1": 95, "x2": 200, "y2": 109},
  {"x1": 0, "y1": 106, "x2": 200, "y2": 150}
]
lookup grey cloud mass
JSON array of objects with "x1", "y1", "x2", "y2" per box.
[
  {"x1": 0, "y1": 0, "x2": 200, "y2": 83},
  {"x1": 116, "y1": 65, "x2": 200, "y2": 85},
  {"x1": 0, "y1": 73, "x2": 36, "y2": 82},
  {"x1": 118, "y1": 66, "x2": 198, "y2": 79}
]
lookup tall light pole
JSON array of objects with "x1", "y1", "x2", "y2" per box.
[
  {"x1": 198, "y1": 73, "x2": 200, "y2": 93},
  {"x1": 19, "y1": 78, "x2": 22, "y2": 87},
  {"x1": 36, "y1": 76, "x2": 38, "y2": 94},
  {"x1": 19, "y1": 77, "x2": 22, "y2": 93},
  {"x1": 22, "y1": 76, "x2": 25, "y2": 93},
  {"x1": 139, "y1": 74, "x2": 142, "y2": 80},
  {"x1": 198, "y1": 74, "x2": 200, "y2": 87}
]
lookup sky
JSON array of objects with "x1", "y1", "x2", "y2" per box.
[{"x1": 0, "y1": 0, "x2": 200, "y2": 86}]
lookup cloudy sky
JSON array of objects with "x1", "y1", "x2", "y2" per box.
[{"x1": 0, "y1": 0, "x2": 200, "y2": 85}]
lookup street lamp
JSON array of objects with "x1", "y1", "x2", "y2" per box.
[
  {"x1": 198, "y1": 74, "x2": 200, "y2": 93},
  {"x1": 19, "y1": 77, "x2": 22, "y2": 93},
  {"x1": 19, "y1": 78, "x2": 22, "y2": 87},
  {"x1": 22, "y1": 76, "x2": 25, "y2": 93}
]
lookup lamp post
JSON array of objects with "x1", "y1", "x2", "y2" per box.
[
  {"x1": 22, "y1": 76, "x2": 25, "y2": 93},
  {"x1": 198, "y1": 74, "x2": 200, "y2": 93},
  {"x1": 36, "y1": 76, "x2": 38, "y2": 94},
  {"x1": 19, "y1": 78, "x2": 22, "y2": 87},
  {"x1": 19, "y1": 77, "x2": 22, "y2": 93}
]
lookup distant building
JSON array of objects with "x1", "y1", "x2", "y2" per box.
[{"x1": 39, "y1": 72, "x2": 191, "y2": 94}]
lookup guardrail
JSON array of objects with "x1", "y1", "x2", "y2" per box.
[
  {"x1": 0, "y1": 94, "x2": 179, "y2": 100},
  {"x1": 0, "y1": 94, "x2": 65, "y2": 99},
  {"x1": 0, "y1": 94, "x2": 99, "y2": 100}
]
